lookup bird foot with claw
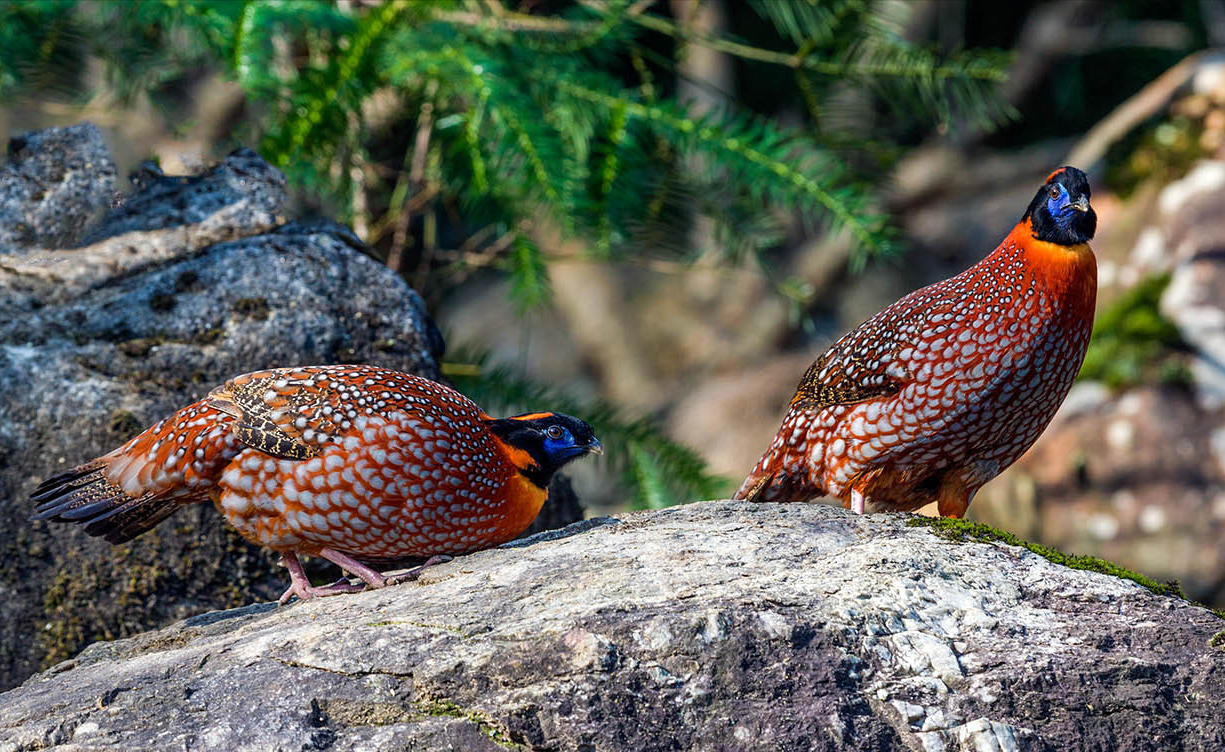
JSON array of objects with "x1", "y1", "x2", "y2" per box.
[
  {"x1": 385, "y1": 555, "x2": 453, "y2": 585},
  {"x1": 277, "y1": 578, "x2": 366, "y2": 605},
  {"x1": 277, "y1": 552, "x2": 454, "y2": 604}
]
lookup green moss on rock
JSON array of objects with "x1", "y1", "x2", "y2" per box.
[
  {"x1": 907, "y1": 515, "x2": 1186, "y2": 598},
  {"x1": 1104, "y1": 115, "x2": 1211, "y2": 199},
  {"x1": 117, "y1": 337, "x2": 162, "y2": 358},
  {"x1": 194, "y1": 327, "x2": 225, "y2": 345},
  {"x1": 36, "y1": 521, "x2": 281, "y2": 670},
  {"x1": 232, "y1": 297, "x2": 270, "y2": 320},
  {"x1": 415, "y1": 698, "x2": 526, "y2": 750},
  {"x1": 331, "y1": 699, "x2": 418, "y2": 726},
  {"x1": 108, "y1": 409, "x2": 143, "y2": 440},
  {"x1": 39, "y1": 569, "x2": 94, "y2": 669}
]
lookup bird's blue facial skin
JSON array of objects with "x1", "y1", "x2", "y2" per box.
[
  {"x1": 543, "y1": 428, "x2": 587, "y2": 462},
  {"x1": 488, "y1": 412, "x2": 600, "y2": 488},
  {"x1": 1047, "y1": 184, "x2": 1076, "y2": 229}
]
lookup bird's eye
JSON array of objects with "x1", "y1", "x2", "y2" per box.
[
  {"x1": 1048, "y1": 187, "x2": 1059, "y2": 199},
  {"x1": 546, "y1": 425, "x2": 564, "y2": 439}
]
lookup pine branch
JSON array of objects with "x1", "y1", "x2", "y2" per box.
[
  {"x1": 506, "y1": 234, "x2": 552, "y2": 314},
  {"x1": 585, "y1": 0, "x2": 1005, "y2": 81},
  {"x1": 748, "y1": 0, "x2": 850, "y2": 48},
  {"x1": 429, "y1": 4, "x2": 611, "y2": 34},
  {"x1": 553, "y1": 78, "x2": 890, "y2": 254},
  {"x1": 582, "y1": 0, "x2": 1012, "y2": 132},
  {"x1": 283, "y1": 0, "x2": 413, "y2": 162}
]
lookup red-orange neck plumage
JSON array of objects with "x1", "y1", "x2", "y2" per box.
[
  {"x1": 1003, "y1": 218, "x2": 1097, "y2": 319},
  {"x1": 488, "y1": 434, "x2": 550, "y2": 539}
]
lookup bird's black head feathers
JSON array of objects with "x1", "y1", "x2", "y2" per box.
[
  {"x1": 487, "y1": 412, "x2": 602, "y2": 488},
  {"x1": 1023, "y1": 166, "x2": 1096, "y2": 246}
]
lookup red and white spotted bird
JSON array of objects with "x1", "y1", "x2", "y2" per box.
[
  {"x1": 32, "y1": 366, "x2": 602, "y2": 602},
  {"x1": 735, "y1": 166, "x2": 1098, "y2": 518}
]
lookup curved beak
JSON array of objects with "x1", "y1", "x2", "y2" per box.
[
  {"x1": 586, "y1": 439, "x2": 604, "y2": 456},
  {"x1": 1071, "y1": 197, "x2": 1091, "y2": 213}
]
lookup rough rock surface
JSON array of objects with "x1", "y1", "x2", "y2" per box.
[
  {"x1": 0, "y1": 123, "x2": 117, "y2": 254},
  {"x1": 0, "y1": 502, "x2": 1220, "y2": 752},
  {"x1": 0, "y1": 124, "x2": 446, "y2": 690}
]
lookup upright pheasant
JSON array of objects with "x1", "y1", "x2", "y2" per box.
[
  {"x1": 735, "y1": 166, "x2": 1098, "y2": 518},
  {"x1": 32, "y1": 365, "x2": 602, "y2": 602}
]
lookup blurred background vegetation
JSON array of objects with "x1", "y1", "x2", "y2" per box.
[{"x1": 3, "y1": 0, "x2": 1225, "y2": 604}]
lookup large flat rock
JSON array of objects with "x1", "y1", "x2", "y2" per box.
[{"x1": 1, "y1": 501, "x2": 1221, "y2": 751}]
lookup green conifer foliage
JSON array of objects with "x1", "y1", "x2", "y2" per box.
[{"x1": 0, "y1": 0, "x2": 1011, "y2": 303}]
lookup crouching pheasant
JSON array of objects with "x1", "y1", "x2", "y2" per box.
[
  {"x1": 32, "y1": 365, "x2": 602, "y2": 602},
  {"x1": 735, "y1": 166, "x2": 1098, "y2": 518}
]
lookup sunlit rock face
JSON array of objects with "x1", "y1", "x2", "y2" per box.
[{"x1": 1, "y1": 502, "x2": 1222, "y2": 751}]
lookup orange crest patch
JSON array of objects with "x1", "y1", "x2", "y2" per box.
[{"x1": 509, "y1": 412, "x2": 555, "y2": 422}]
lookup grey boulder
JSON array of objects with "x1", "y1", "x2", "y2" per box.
[
  {"x1": 0, "y1": 123, "x2": 117, "y2": 254},
  {"x1": 0, "y1": 502, "x2": 1220, "y2": 752}
]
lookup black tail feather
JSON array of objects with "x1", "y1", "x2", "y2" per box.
[
  {"x1": 85, "y1": 501, "x2": 181, "y2": 544},
  {"x1": 56, "y1": 499, "x2": 119, "y2": 522},
  {"x1": 30, "y1": 463, "x2": 183, "y2": 544},
  {"x1": 30, "y1": 464, "x2": 107, "y2": 505},
  {"x1": 31, "y1": 464, "x2": 112, "y2": 520}
]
